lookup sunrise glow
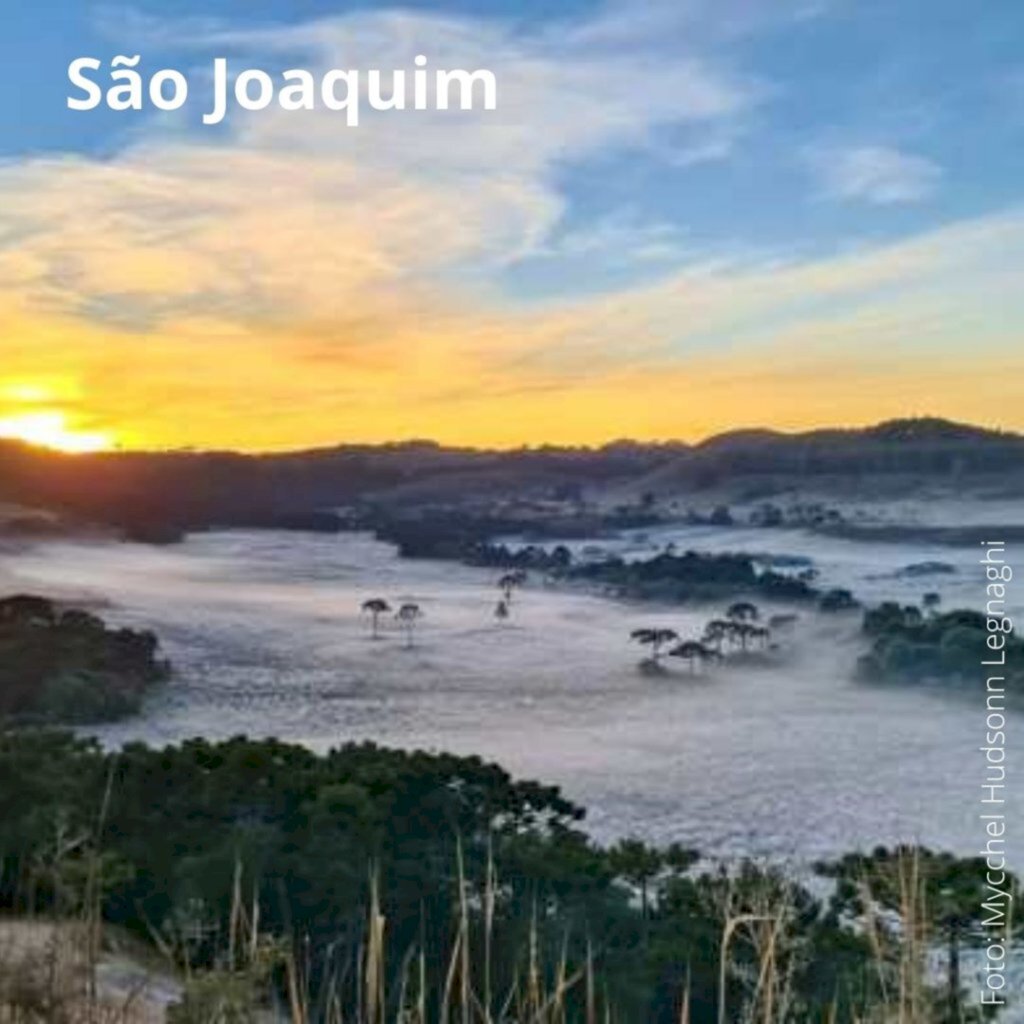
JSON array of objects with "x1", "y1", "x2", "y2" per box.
[
  {"x1": 0, "y1": 411, "x2": 114, "y2": 453},
  {"x1": 0, "y1": 4, "x2": 1019, "y2": 451}
]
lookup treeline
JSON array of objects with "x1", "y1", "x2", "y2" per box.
[
  {"x1": 373, "y1": 508, "x2": 661, "y2": 562},
  {"x1": 0, "y1": 595, "x2": 168, "y2": 723},
  {"x1": 684, "y1": 417, "x2": 1024, "y2": 480},
  {"x1": 570, "y1": 550, "x2": 840, "y2": 607},
  {"x1": 857, "y1": 602, "x2": 1024, "y2": 689},
  {"x1": 0, "y1": 438, "x2": 669, "y2": 543},
  {"x1": 426, "y1": 538, "x2": 863, "y2": 613},
  {"x1": 1, "y1": 418, "x2": 1021, "y2": 545},
  {"x1": 0, "y1": 732, "x2": 1006, "y2": 1022}
]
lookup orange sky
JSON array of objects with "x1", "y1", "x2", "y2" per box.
[
  {"x1": 1, "y1": 33, "x2": 1023, "y2": 453},
  {"x1": 0, "y1": 287, "x2": 1021, "y2": 453}
]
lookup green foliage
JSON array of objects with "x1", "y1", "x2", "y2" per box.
[
  {"x1": 573, "y1": 552, "x2": 816, "y2": 604},
  {"x1": 0, "y1": 595, "x2": 169, "y2": 723},
  {"x1": 857, "y1": 603, "x2": 1024, "y2": 686},
  {"x1": 819, "y1": 588, "x2": 859, "y2": 612},
  {"x1": 168, "y1": 970, "x2": 267, "y2": 1023},
  {"x1": 819, "y1": 845, "x2": 1017, "y2": 934},
  {"x1": 818, "y1": 846, "x2": 1020, "y2": 1023},
  {"x1": 0, "y1": 732, "x2": 888, "y2": 1023}
]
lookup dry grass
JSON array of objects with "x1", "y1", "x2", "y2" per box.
[
  {"x1": 0, "y1": 846, "x2": 950, "y2": 1023},
  {"x1": 0, "y1": 919, "x2": 175, "y2": 1023}
]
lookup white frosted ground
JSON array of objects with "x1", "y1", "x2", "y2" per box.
[{"x1": 1, "y1": 527, "x2": 1019, "y2": 865}]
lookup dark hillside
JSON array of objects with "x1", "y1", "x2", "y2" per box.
[{"x1": 0, "y1": 419, "x2": 1019, "y2": 539}]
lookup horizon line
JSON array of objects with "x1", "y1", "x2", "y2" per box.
[{"x1": 1, "y1": 414, "x2": 1019, "y2": 459}]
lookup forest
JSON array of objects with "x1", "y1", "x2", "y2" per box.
[{"x1": 0, "y1": 730, "x2": 1011, "y2": 1023}]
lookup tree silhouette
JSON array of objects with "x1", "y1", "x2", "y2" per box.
[
  {"x1": 608, "y1": 838, "x2": 663, "y2": 920},
  {"x1": 497, "y1": 570, "x2": 528, "y2": 604},
  {"x1": 902, "y1": 605, "x2": 924, "y2": 627},
  {"x1": 630, "y1": 627, "x2": 678, "y2": 665},
  {"x1": 702, "y1": 619, "x2": 732, "y2": 653},
  {"x1": 670, "y1": 639, "x2": 715, "y2": 674},
  {"x1": 395, "y1": 602, "x2": 423, "y2": 648},
  {"x1": 361, "y1": 598, "x2": 391, "y2": 639},
  {"x1": 732, "y1": 621, "x2": 758, "y2": 652},
  {"x1": 608, "y1": 838, "x2": 698, "y2": 934},
  {"x1": 820, "y1": 588, "x2": 858, "y2": 612},
  {"x1": 726, "y1": 600, "x2": 759, "y2": 623}
]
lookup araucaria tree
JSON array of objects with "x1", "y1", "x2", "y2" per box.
[
  {"x1": 732, "y1": 621, "x2": 760, "y2": 652},
  {"x1": 395, "y1": 602, "x2": 423, "y2": 648},
  {"x1": 726, "y1": 600, "x2": 759, "y2": 623},
  {"x1": 702, "y1": 618, "x2": 732, "y2": 653},
  {"x1": 608, "y1": 838, "x2": 664, "y2": 921},
  {"x1": 630, "y1": 627, "x2": 679, "y2": 665},
  {"x1": 361, "y1": 597, "x2": 391, "y2": 639},
  {"x1": 670, "y1": 640, "x2": 715, "y2": 674},
  {"x1": 497, "y1": 570, "x2": 527, "y2": 604}
]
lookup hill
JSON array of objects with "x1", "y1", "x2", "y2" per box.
[{"x1": 0, "y1": 418, "x2": 1020, "y2": 540}]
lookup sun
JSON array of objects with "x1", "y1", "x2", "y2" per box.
[{"x1": 0, "y1": 411, "x2": 114, "y2": 453}]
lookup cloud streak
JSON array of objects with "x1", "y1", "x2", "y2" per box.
[
  {"x1": 805, "y1": 144, "x2": 943, "y2": 205},
  {"x1": 0, "y1": 3, "x2": 1019, "y2": 448}
]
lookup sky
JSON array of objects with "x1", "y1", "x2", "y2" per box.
[{"x1": 0, "y1": 0, "x2": 1021, "y2": 451}]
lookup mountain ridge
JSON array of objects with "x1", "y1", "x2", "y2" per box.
[
  {"x1": 1, "y1": 415, "x2": 1017, "y2": 461},
  {"x1": 0, "y1": 417, "x2": 1021, "y2": 540}
]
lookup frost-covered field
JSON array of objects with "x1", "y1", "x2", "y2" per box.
[{"x1": 1, "y1": 526, "x2": 1020, "y2": 864}]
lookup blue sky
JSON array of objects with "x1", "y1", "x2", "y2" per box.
[
  {"x1": 5, "y1": 0, "x2": 1021, "y2": 260},
  {"x1": 0, "y1": 1, "x2": 1021, "y2": 448}
]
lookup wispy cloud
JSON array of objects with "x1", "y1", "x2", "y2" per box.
[
  {"x1": 0, "y1": 3, "x2": 1020, "y2": 448},
  {"x1": 0, "y1": 4, "x2": 766, "y2": 332},
  {"x1": 804, "y1": 144, "x2": 943, "y2": 205},
  {"x1": 536, "y1": 211, "x2": 689, "y2": 268}
]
